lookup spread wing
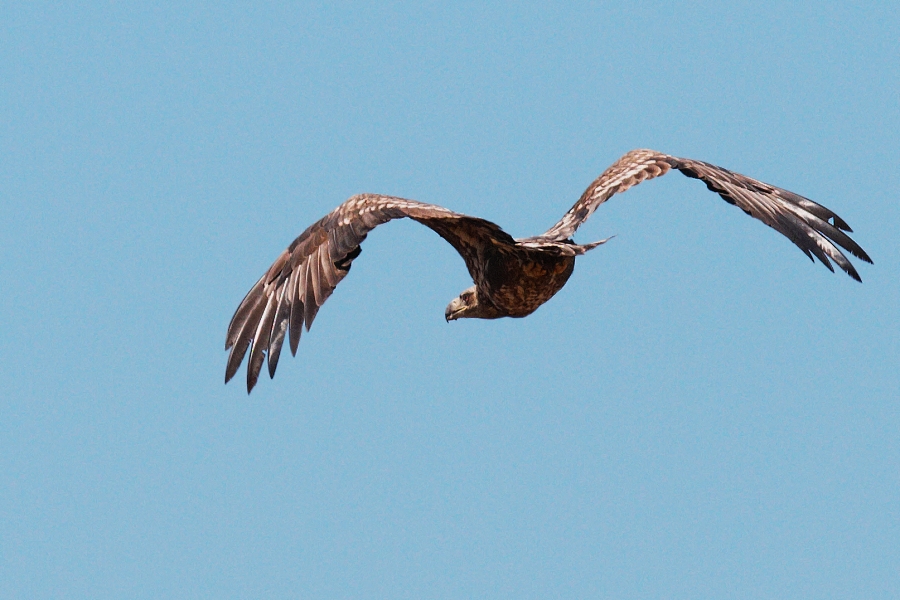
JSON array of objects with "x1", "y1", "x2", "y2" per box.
[
  {"x1": 225, "y1": 194, "x2": 514, "y2": 392},
  {"x1": 541, "y1": 149, "x2": 872, "y2": 280}
]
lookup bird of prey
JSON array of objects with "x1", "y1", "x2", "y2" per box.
[{"x1": 225, "y1": 149, "x2": 871, "y2": 392}]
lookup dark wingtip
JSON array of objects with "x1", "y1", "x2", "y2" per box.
[
  {"x1": 267, "y1": 302, "x2": 290, "y2": 380},
  {"x1": 267, "y1": 351, "x2": 279, "y2": 379},
  {"x1": 832, "y1": 215, "x2": 852, "y2": 232},
  {"x1": 225, "y1": 357, "x2": 235, "y2": 384},
  {"x1": 225, "y1": 344, "x2": 246, "y2": 385},
  {"x1": 289, "y1": 299, "x2": 303, "y2": 356},
  {"x1": 246, "y1": 347, "x2": 264, "y2": 392},
  {"x1": 247, "y1": 367, "x2": 259, "y2": 394},
  {"x1": 246, "y1": 341, "x2": 264, "y2": 394},
  {"x1": 267, "y1": 340, "x2": 282, "y2": 379},
  {"x1": 304, "y1": 297, "x2": 319, "y2": 332},
  {"x1": 842, "y1": 259, "x2": 863, "y2": 282}
]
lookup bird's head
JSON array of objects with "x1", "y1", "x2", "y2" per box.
[{"x1": 445, "y1": 286, "x2": 501, "y2": 321}]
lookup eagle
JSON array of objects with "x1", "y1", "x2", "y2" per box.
[{"x1": 225, "y1": 149, "x2": 871, "y2": 392}]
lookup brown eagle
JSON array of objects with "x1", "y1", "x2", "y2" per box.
[{"x1": 226, "y1": 149, "x2": 871, "y2": 392}]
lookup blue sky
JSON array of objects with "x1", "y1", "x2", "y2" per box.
[{"x1": 2, "y1": 2, "x2": 898, "y2": 598}]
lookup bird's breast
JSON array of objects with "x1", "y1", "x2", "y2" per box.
[{"x1": 482, "y1": 253, "x2": 576, "y2": 317}]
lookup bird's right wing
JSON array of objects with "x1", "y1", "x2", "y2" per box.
[{"x1": 225, "y1": 194, "x2": 514, "y2": 392}]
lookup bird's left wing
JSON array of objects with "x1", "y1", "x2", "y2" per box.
[
  {"x1": 225, "y1": 194, "x2": 513, "y2": 392},
  {"x1": 541, "y1": 149, "x2": 871, "y2": 280}
]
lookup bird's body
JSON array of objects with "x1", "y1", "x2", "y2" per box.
[
  {"x1": 225, "y1": 149, "x2": 871, "y2": 392},
  {"x1": 446, "y1": 241, "x2": 579, "y2": 320},
  {"x1": 481, "y1": 247, "x2": 577, "y2": 319}
]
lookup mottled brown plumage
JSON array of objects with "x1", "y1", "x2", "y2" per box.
[{"x1": 226, "y1": 149, "x2": 871, "y2": 392}]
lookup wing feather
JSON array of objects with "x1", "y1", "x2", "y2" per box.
[
  {"x1": 225, "y1": 273, "x2": 265, "y2": 351},
  {"x1": 319, "y1": 244, "x2": 338, "y2": 288},
  {"x1": 224, "y1": 285, "x2": 268, "y2": 384},
  {"x1": 308, "y1": 247, "x2": 323, "y2": 306},
  {"x1": 288, "y1": 265, "x2": 304, "y2": 357},
  {"x1": 246, "y1": 291, "x2": 279, "y2": 392},
  {"x1": 302, "y1": 257, "x2": 319, "y2": 331},
  {"x1": 267, "y1": 283, "x2": 292, "y2": 379}
]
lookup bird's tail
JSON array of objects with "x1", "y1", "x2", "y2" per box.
[{"x1": 572, "y1": 235, "x2": 615, "y2": 254}]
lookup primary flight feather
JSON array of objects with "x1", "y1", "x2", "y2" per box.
[{"x1": 225, "y1": 149, "x2": 871, "y2": 392}]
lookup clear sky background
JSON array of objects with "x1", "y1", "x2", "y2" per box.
[{"x1": 2, "y1": 2, "x2": 898, "y2": 598}]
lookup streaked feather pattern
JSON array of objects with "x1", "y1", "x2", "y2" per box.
[
  {"x1": 541, "y1": 149, "x2": 871, "y2": 279},
  {"x1": 226, "y1": 150, "x2": 871, "y2": 392},
  {"x1": 225, "y1": 195, "x2": 512, "y2": 391}
]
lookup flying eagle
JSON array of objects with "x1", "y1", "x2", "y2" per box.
[{"x1": 225, "y1": 149, "x2": 871, "y2": 392}]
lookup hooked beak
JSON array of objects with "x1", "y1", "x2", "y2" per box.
[{"x1": 445, "y1": 297, "x2": 465, "y2": 322}]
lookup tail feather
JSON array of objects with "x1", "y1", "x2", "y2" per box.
[{"x1": 573, "y1": 235, "x2": 615, "y2": 254}]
